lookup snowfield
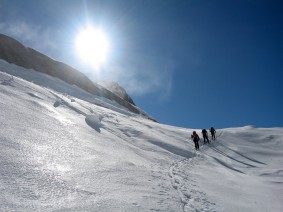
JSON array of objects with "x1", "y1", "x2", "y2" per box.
[{"x1": 0, "y1": 60, "x2": 282, "y2": 211}]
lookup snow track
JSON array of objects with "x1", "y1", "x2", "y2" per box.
[{"x1": 169, "y1": 152, "x2": 217, "y2": 212}]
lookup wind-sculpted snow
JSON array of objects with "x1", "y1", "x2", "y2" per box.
[
  {"x1": 85, "y1": 114, "x2": 103, "y2": 132},
  {"x1": 0, "y1": 59, "x2": 137, "y2": 117},
  {"x1": 0, "y1": 70, "x2": 282, "y2": 212}
]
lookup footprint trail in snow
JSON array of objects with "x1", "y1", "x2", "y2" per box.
[{"x1": 169, "y1": 153, "x2": 217, "y2": 212}]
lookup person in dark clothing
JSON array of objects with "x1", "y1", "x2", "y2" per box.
[
  {"x1": 201, "y1": 129, "x2": 210, "y2": 143},
  {"x1": 210, "y1": 127, "x2": 216, "y2": 140},
  {"x1": 191, "y1": 131, "x2": 200, "y2": 150}
]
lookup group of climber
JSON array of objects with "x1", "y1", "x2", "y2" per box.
[{"x1": 191, "y1": 127, "x2": 216, "y2": 150}]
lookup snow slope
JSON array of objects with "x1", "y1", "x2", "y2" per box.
[{"x1": 0, "y1": 63, "x2": 282, "y2": 211}]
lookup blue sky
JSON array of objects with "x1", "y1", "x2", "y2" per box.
[{"x1": 1, "y1": 0, "x2": 282, "y2": 129}]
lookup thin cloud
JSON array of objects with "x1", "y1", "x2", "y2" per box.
[
  {"x1": 0, "y1": 21, "x2": 36, "y2": 40},
  {"x1": 96, "y1": 57, "x2": 174, "y2": 102},
  {"x1": 0, "y1": 21, "x2": 58, "y2": 53}
]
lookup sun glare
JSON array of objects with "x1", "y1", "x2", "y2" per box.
[{"x1": 75, "y1": 27, "x2": 110, "y2": 68}]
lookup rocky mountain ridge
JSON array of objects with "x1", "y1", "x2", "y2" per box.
[{"x1": 0, "y1": 33, "x2": 148, "y2": 118}]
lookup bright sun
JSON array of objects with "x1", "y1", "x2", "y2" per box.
[{"x1": 75, "y1": 27, "x2": 110, "y2": 68}]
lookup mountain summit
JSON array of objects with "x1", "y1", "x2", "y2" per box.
[
  {"x1": 99, "y1": 81, "x2": 135, "y2": 106},
  {"x1": 0, "y1": 33, "x2": 149, "y2": 118}
]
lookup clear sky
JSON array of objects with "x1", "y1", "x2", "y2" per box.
[{"x1": 1, "y1": 0, "x2": 282, "y2": 129}]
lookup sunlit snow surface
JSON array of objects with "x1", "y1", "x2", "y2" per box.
[{"x1": 0, "y1": 60, "x2": 282, "y2": 211}]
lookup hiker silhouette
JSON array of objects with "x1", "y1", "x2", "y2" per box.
[
  {"x1": 210, "y1": 127, "x2": 216, "y2": 140},
  {"x1": 202, "y1": 129, "x2": 210, "y2": 143},
  {"x1": 191, "y1": 131, "x2": 200, "y2": 150}
]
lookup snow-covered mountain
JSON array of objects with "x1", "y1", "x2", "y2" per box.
[
  {"x1": 0, "y1": 33, "x2": 143, "y2": 117},
  {"x1": 0, "y1": 61, "x2": 282, "y2": 211}
]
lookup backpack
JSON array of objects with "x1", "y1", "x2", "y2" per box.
[{"x1": 192, "y1": 134, "x2": 200, "y2": 142}]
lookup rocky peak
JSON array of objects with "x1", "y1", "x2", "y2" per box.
[
  {"x1": 99, "y1": 81, "x2": 135, "y2": 106},
  {"x1": 0, "y1": 33, "x2": 141, "y2": 115}
]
